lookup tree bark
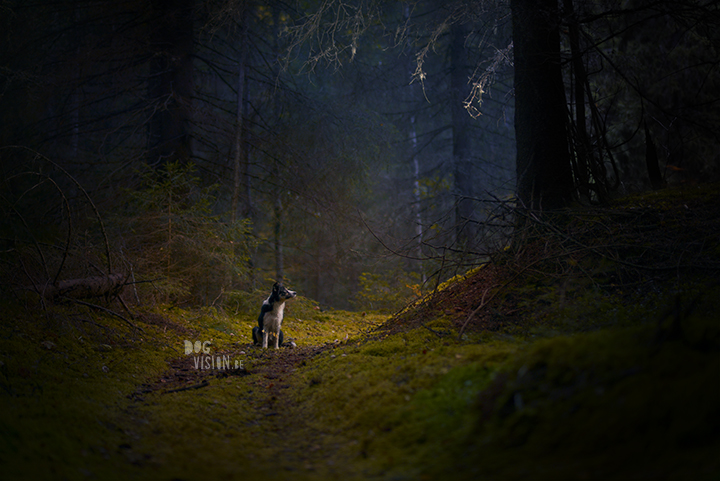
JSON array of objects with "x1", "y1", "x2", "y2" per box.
[
  {"x1": 450, "y1": 21, "x2": 477, "y2": 244},
  {"x1": 512, "y1": 0, "x2": 574, "y2": 210},
  {"x1": 146, "y1": 0, "x2": 195, "y2": 167},
  {"x1": 231, "y1": 8, "x2": 249, "y2": 223},
  {"x1": 404, "y1": 2, "x2": 425, "y2": 282},
  {"x1": 274, "y1": 196, "x2": 284, "y2": 283},
  {"x1": 645, "y1": 121, "x2": 664, "y2": 190},
  {"x1": 564, "y1": 0, "x2": 590, "y2": 200}
]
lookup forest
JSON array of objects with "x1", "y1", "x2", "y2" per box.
[
  {"x1": 1, "y1": 0, "x2": 720, "y2": 479},
  {"x1": 2, "y1": 0, "x2": 716, "y2": 308}
]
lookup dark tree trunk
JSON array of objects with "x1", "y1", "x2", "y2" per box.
[
  {"x1": 147, "y1": 0, "x2": 194, "y2": 167},
  {"x1": 403, "y1": 3, "x2": 425, "y2": 281},
  {"x1": 644, "y1": 121, "x2": 664, "y2": 190},
  {"x1": 511, "y1": 0, "x2": 574, "y2": 210},
  {"x1": 564, "y1": 0, "x2": 590, "y2": 200},
  {"x1": 231, "y1": 7, "x2": 249, "y2": 223},
  {"x1": 450, "y1": 22, "x2": 477, "y2": 244},
  {"x1": 274, "y1": 196, "x2": 284, "y2": 284}
]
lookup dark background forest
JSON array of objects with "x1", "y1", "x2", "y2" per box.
[{"x1": 1, "y1": 0, "x2": 719, "y2": 312}]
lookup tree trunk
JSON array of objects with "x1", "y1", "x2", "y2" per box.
[
  {"x1": 511, "y1": 0, "x2": 574, "y2": 210},
  {"x1": 274, "y1": 195, "x2": 284, "y2": 283},
  {"x1": 410, "y1": 114, "x2": 425, "y2": 281},
  {"x1": 564, "y1": 0, "x2": 590, "y2": 200},
  {"x1": 645, "y1": 121, "x2": 664, "y2": 190},
  {"x1": 450, "y1": 22, "x2": 477, "y2": 244},
  {"x1": 231, "y1": 8, "x2": 249, "y2": 223},
  {"x1": 146, "y1": 0, "x2": 195, "y2": 167},
  {"x1": 404, "y1": 3, "x2": 425, "y2": 283}
]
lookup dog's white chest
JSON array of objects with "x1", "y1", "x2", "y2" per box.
[{"x1": 263, "y1": 301, "x2": 285, "y2": 331}]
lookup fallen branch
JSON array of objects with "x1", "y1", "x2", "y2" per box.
[
  {"x1": 62, "y1": 296, "x2": 142, "y2": 331},
  {"x1": 32, "y1": 273, "x2": 125, "y2": 300},
  {"x1": 419, "y1": 321, "x2": 447, "y2": 337},
  {"x1": 7, "y1": 146, "x2": 113, "y2": 274},
  {"x1": 164, "y1": 380, "x2": 209, "y2": 394}
]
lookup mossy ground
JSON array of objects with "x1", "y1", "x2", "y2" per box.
[{"x1": 2, "y1": 184, "x2": 720, "y2": 480}]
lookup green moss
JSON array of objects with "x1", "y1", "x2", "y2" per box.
[
  {"x1": 0, "y1": 303, "x2": 172, "y2": 480},
  {"x1": 0, "y1": 298, "x2": 393, "y2": 480},
  {"x1": 276, "y1": 323, "x2": 522, "y2": 479},
  {"x1": 447, "y1": 293, "x2": 720, "y2": 479},
  {"x1": 3, "y1": 184, "x2": 720, "y2": 480}
]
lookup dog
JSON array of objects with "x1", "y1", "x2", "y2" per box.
[{"x1": 251, "y1": 282, "x2": 297, "y2": 349}]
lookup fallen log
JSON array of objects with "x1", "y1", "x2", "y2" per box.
[{"x1": 33, "y1": 273, "x2": 126, "y2": 300}]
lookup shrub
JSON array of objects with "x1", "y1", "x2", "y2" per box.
[{"x1": 117, "y1": 161, "x2": 254, "y2": 305}]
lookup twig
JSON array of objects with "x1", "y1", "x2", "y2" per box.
[
  {"x1": 5, "y1": 172, "x2": 73, "y2": 285},
  {"x1": 164, "y1": 380, "x2": 209, "y2": 394},
  {"x1": 2, "y1": 198, "x2": 50, "y2": 280},
  {"x1": 62, "y1": 296, "x2": 142, "y2": 331},
  {"x1": 4, "y1": 146, "x2": 113, "y2": 274},
  {"x1": 75, "y1": 317, "x2": 110, "y2": 331},
  {"x1": 515, "y1": 207, "x2": 720, "y2": 272},
  {"x1": 115, "y1": 293, "x2": 135, "y2": 319},
  {"x1": 458, "y1": 255, "x2": 545, "y2": 340},
  {"x1": 419, "y1": 321, "x2": 446, "y2": 337},
  {"x1": 122, "y1": 278, "x2": 164, "y2": 285}
]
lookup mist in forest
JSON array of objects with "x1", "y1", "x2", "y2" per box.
[{"x1": 1, "y1": 0, "x2": 718, "y2": 310}]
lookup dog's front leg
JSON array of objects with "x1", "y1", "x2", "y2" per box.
[
  {"x1": 273, "y1": 332, "x2": 280, "y2": 349},
  {"x1": 262, "y1": 330, "x2": 268, "y2": 349}
]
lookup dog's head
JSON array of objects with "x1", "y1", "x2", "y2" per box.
[{"x1": 273, "y1": 282, "x2": 297, "y2": 301}]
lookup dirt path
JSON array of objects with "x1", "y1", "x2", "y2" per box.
[
  {"x1": 126, "y1": 342, "x2": 364, "y2": 478},
  {"x1": 243, "y1": 346, "x2": 343, "y2": 473}
]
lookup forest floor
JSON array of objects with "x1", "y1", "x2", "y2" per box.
[{"x1": 2, "y1": 183, "x2": 720, "y2": 480}]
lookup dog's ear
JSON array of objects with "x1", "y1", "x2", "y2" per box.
[{"x1": 272, "y1": 282, "x2": 280, "y2": 291}]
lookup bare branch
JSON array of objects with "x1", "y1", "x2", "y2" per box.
[{"x1": 2, "y1": 146, "x2": 113, "y2": 274}]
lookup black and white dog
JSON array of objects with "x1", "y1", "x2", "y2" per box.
[{"x1": 251, "y1": 282, "x2": 297, "y2": 349}]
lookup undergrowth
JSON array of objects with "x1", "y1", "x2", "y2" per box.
[{"x1": 1, "y1": 184, "x2": 720, "y2": 480}]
